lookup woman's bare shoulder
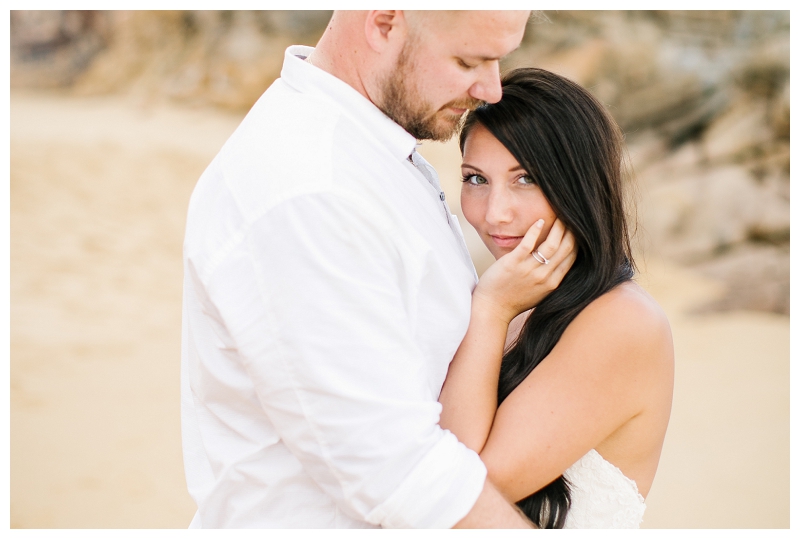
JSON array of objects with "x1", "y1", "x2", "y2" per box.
[
  {"x1": 589, "y1": 281, "x2": 668, "y2": 324},
  {"x1": 565, "y1": 281, "x2": 673, "y2": 368}
]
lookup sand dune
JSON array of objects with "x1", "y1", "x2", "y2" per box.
[{"x1": 10, "y1": 92, "x2": 788, "y2": 528}]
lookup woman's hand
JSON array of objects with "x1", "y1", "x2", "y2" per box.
[
  {"x1": 473, "y1": 219, "x2": 576, "y2": 324},
  {"x1": 440, "y1": 219, "x2": 575, "y2": 453}
]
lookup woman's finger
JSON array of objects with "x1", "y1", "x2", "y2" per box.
[
  {"x1": 551, "y1": 244, "x2": 577, "y2": 282},
  {"x1": 532, "y1": 219, "x2": 567, "y2": 263},
  {"x1": 537, "y1": 218, "x2": 566, "y2": 253},
  {"x1": 543, "y1": 229, "x2": 576, "y2": 268},
  {"x1": 514, "y1": 218, "x2": 545, "y2": 256}
]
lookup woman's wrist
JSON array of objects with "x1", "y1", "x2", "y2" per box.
[{"x1": 471, "y1": 293, "x2": 516, "y2": 327}]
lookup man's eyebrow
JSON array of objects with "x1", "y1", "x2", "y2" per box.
[
  {"x1": 467, "y1": 54, "x2": 503, "y2": 62},
  {"x1": 466, "y1": 44, "x2": 521, "y2": 63}
]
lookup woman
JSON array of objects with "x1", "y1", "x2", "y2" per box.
[{"x1": 438, "y1": 68, "x2": 674, "y2": 528}]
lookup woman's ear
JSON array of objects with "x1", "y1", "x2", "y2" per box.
[{"x1": 364, "y1": 10, "x2": 406, "y2": 53}]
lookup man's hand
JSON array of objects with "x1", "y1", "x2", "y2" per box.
[{"x1": 453, "y1": 478, "x2": 534, "y2": 528}]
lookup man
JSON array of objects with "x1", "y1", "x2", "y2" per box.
[{"x1": 181, "y1": 10, "x2": 532, "y2": 528}]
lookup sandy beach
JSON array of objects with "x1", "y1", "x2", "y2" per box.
[{"x1": 9, "y1": 92, "x2": 789, "y2": 528}]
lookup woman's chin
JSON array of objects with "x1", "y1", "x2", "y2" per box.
[{"x1": 485, "y1": 244, "x2": 513, "y2": 260}]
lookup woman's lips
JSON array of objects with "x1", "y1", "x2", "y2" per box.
[{"x1": 489, "y1": 234, "x2": 523, "y2": 248}]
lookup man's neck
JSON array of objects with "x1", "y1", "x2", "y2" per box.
[{"x1": 306, "y1": 14, "x2": 373, "y2": 105}]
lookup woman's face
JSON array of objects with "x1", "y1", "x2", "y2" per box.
[{"x1": 461, "y1": 123, "x2": 557, "y2": 260}]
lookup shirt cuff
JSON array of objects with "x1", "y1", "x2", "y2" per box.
[{"x1": 365, "y1": 430, "x2": 487, "y2": 529}]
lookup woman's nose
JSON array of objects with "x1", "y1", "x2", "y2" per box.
[{"x1": 484, "y1": 187, "x2": 514, "y2": 225}]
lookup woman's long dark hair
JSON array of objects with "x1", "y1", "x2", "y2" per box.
[{"x1": 459, "y1": 68, "x2": 635, "y2": 528}]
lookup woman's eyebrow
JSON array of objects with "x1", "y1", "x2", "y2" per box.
[
  {"x1": 509, "y1": 165, "x2": 526, "y2": 172},
  {"x1": 460, "y1": 163, "x2": 483, "y2": 172}
]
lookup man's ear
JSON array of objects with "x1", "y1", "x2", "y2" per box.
[{"x1": 364, "y1": 10, "x2": 406, "y2": 53}]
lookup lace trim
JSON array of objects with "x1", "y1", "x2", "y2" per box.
[{"x1": 562, "y1": 449, "x2": 646, "y2": 529}]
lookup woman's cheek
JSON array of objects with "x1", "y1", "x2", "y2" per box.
[
  {"x1": 529, "y1": 200, "x2": 557, "y2": 250},
  {"x1": 460, "y1": 191, "x2": 482, "y2": 230}
]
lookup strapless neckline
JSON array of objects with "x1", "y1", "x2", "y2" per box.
[
  {"x1": 562, "y1": 448, "x2": 646, "y2": 528},
  {"x1": 585, "y1": 448, "x2": 644, "y2": 499}
]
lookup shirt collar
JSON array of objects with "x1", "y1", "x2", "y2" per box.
[{"x1": 280, "y1": 45, "x2": 418, "y2": 162}]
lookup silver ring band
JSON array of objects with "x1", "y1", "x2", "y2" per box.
[{"x1": 532, "y1": 250, "x2": 549, "y2": 265}]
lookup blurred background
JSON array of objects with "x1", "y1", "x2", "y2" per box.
[{"x1": 10, "y1": 10, "x2": 789, "y2": 528}]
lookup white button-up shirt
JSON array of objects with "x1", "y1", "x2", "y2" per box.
[{"x1": 181, "y1": 45, "x2": 485, "y2": 528}]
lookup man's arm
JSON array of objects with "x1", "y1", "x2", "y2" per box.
[
  {"x1": 204, "y1": 191, "x2": 527, "y2": 528},
  {"x1": 454, "y1": 478, "x2": 534, "y2": 528}
]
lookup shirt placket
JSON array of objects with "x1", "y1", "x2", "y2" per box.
[
  {"x1": 409, "y1": 149, "x2": 450, "y2": 225},
  {"x1": 409, "y1": 149, "x2": 477, "y2": 275}
]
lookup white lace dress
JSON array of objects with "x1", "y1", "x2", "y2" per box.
[{"x1": 562, "y1": 449, "x2": 646, "y2": 528}]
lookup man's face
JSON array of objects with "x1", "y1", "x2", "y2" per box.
[{"x1": 376, "y1": 11, "x2": 529, "y2": 142}]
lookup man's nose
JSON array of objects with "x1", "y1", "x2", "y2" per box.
[{"x1": 469, "y1": 61, "x2": 503, "y2": 104}]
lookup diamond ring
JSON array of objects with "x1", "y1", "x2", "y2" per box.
[{"x1": 532, "y1": 250, "x2": 549, "y2": 265}]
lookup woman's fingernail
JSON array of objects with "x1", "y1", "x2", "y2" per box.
[{"x1": 536, "y1": 219, "x2": 544, "y2": 228}]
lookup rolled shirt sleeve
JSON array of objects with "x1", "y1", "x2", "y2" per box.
[{"x1": 200, "y1": 192, "x2": 487, "y2": 528}]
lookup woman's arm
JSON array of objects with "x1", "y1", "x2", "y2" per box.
[
  {"x1": 438, "y1": 296, "x2": 513, "y2": 453},
  {"x1": 439, "y1": 219, "x2": 575, "y2": 453},
  {"x1": 480, "y1": 283, "x2": 674, "y2": 501}
]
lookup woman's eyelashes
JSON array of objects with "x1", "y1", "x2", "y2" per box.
[
  {"x1": 461, "y1": 172, "x2": 536, "y2": 186},
  {"x1": 461, "y1": 173, "x2": 487, "y2": 185}
]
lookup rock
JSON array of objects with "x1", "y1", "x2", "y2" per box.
[
  {"x1": 691, "y1": 243, "x2": 789, "y2": 315},
  {"x1": 656, "y1": 85, "x2": 729, "y2": 146},
  {"x1": 70, "y1": 11, "x2": 331, "y2": 110},
  {"x1": 640, "y1": 165, "x2": 773, "y2": 262},
  {"x1": 625, "y1": 130, "x2": 668, "y2": 176},
  {"x1": 770, "y1": 81, "x2": 790, "y2": 139},
  {"x1": 617, "y1": 75, "x2": 701, "y2": 130},
  {"x1": 638, "y1": 174, "x2": 699, "y2": 255},
  {"x1": 10, "y1": 11, "x2": 109, "y2": 88},
  {"x1": 9, "y1": 9, "x2": 789, "y2": 315},
  {"x1": 702, "y1": 100, "x2": 774, "y2": 164},
  {"x1": 732, "y1": 34, "x2": 790, "y2": 99},
  {"x1": 747, "y1": 172, "x2": 790, "y2": 244},
  {"x1": 532, "y1": 38, "x2": 610, "y2": 87},
  {"x1": 635, "y1": 139, "x2": 702, "y2": 189}
]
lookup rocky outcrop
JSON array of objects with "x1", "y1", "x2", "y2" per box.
[
  {"x1": 11, "y1": 11, "x2": 332, "y2": 109},
  {"x1": 10, "y1": 10, "x2": 109, "y2": 88},
  {"x1": 508, "y1": 11, "x2": 789, "y2": 315},
  {"x1": 10, "y1": 10, "x2": 789, "y2": 314}
]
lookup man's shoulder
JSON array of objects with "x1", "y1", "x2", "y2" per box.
[
  {"x1": 227, "y1": 78, "x2": 344, "y2": 160},
  {"x1": 194, "y1": 80, "x2": 347, "y2": 217},
  {"x1": 183, "y1": 77, "x2": 414, "y2": 281}
]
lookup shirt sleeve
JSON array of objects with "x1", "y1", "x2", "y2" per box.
[{"x1": 201, "y1": 192, "x2": 487, "y2": 528}]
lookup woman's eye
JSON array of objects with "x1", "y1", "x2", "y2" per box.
[
  {"x1": 462, "y1": 174, "x2": 487, "y2": 185},
  {"x1": 517, "y1": 175, "x2": 536, "y2": 185}
]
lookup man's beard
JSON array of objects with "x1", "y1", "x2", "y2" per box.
[{"x1": 377, "y1": 44, "x2": 483, "y2": 142}]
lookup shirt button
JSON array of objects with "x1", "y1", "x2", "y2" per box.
[{"x1": 439, "y1": 192, "x2": 446, "y2": 201}]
